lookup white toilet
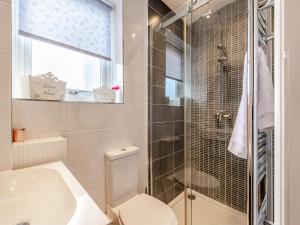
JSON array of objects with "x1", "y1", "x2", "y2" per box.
[{"x1": 105, "y1": 146, "x2": 178, "y2": 225}]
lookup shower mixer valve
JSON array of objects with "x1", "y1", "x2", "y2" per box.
[{"x1": 215, "y1": 110, "x2": 232, "y2": 123}]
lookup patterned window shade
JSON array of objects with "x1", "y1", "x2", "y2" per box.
[
  {"x1": 19, "y1": 0, "x2": 113, "y2": 60},
  {"x1": 166, "y1": 42, "x2": 183, "y2": 81}
]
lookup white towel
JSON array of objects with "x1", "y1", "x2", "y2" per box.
[{"x1": 228, "y1": 47, "x2": 274, "y2": 159}]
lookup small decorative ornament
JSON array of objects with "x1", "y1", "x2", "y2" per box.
[
  {"x1": 12, "y1": 128, "x2": 27, "y2": 142},
  {"x1": 29, "y1": 72, "x2": 66, "y2": 101},
  {"x1": 93, "y1": 86, "x2": 116, "y2": 103}
]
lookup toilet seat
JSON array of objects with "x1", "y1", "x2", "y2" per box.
[{"x1": 115, "y1": 194, "x2": 178, "y2": 225}]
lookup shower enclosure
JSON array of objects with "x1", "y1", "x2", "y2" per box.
[{"x1": 148, "y1": 0, "x2": 275, "y2": 224}]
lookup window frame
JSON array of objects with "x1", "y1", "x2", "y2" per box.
[{"x1": 12, "y1": 0, "x2": 124, "y2": 104}]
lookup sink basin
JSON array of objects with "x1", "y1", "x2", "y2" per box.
[{"x1": 0, "y1": 162, "x2": 110, "y2": 225}]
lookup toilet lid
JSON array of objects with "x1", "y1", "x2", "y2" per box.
[{"x1": 118, "y1": 194, "x2": 178, "y2": 225}]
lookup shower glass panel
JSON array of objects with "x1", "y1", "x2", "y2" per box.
[
  {"x1": 149, "y1": 0, "x2": 249, "y2": 224},
  {"x1": 186, "y1": 0, "x2": 248, "y2": 224}
]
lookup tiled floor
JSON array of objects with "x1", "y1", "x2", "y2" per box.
[{"x1": 170, "y1": 191, "x2": 247, "y2": 225}]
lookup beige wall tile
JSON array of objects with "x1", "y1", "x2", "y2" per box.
[
  {"x1": 66, "y1": 103, "x2": 102, "y2": 132},
  {"x1": 0, "y1": 146, "x2": 11, "y2": 170},
  {"x1": 65, "y1": 130, "x2": 105, "y2": 161},
  {"x1": 0, "y1": 1, "x2": 11, "y2": 51},
  {"x1": 0, "y1": 98, "x2": 11, "y2": 146},
  {"x1": 1, "y1": 0, "x2": 148, "y2": 208},
  {"x1": 0, "y1": 50, "x2": 11, "y2": 97},
  {"x1": 66, "y1": 155, "x2": 105, "y2": 185},
  {"x1": 138, "y1": 163, "x2": 148, "y2": 193},
  {"x1": 85, "y1": 178, "x2": 106, "y2": 211},
  {"x1": 12, "y1": 100, "x2": 67, "y2": 138},
  {"x1": 0, "y1": 0, "x2": 11, "y2": 4}
]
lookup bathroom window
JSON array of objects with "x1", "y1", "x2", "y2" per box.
[
  {"x1": 13, "y1": 0, "x2": 123, "y2": 103},
  {"x1": 165, "y1": 40, "x2": 184, "y2": 106}
]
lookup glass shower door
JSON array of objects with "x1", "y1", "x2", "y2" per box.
[
  {"x1": 184, "y1": 0, "x2": 249, "y2": 225},
  {"x1": 148, "y1": 0, "x2": 252, "y2": 224}
]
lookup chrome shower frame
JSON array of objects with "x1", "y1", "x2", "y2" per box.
[
  {"x1": 247, "y1": 1, "x2": 256, "y2": 225},
  {"x1": 158, "y1": 0, "x2": 277, "y2": 224}
]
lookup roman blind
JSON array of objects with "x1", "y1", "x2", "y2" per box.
[
  {"x1": 166, "y1": 42, "x2": 183, "y2": 81},
  {"x1": 19, "y1": 0, "x2": 113, "y2": 60}
]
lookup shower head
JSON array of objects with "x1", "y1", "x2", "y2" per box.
[
  {"x1": 217, "y1": 44, "x2": 225, "y2": 50},
  {"x1": 217, "y1": 44, "x2": 227, "y2": 56},
  {"x1": 202, "y1": 9, "x2": 215, "y2": 19}
]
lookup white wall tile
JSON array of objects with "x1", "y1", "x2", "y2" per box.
[
  {"x1": 0, "y1": 0, "x2": 11, "y2": 4},
  {"x1": 0, "y1": 50, "x2": 11, "y2": 97},
  {"x1": 65, "y1": 130, "x2": 105, "y2": 161},
  {"x1": 284, "y1": 1, "x2": 300, "y2": 223},
  {"x1": 138, "y1": 163, "x2": 148, "y2": 194},
  {"x1": 0, "y1": 1, "x2": 11, "y2": 51},
  {"x1": 85, "y1": 178, "x2": 106, "y2": 211},
  {"x1": 103, "y1": 125, "x2": 142, "y2": 151},
  {"x1": 0, "y1": 146, "x2": 11, "y2": 170},
  {"x1": 5, "y1": 0, "x2": 149, "y2": 208},
  {"x1": 66, "y1": 103, "x2": 102, "y2": 132},
  {"x1": 0, "y1": 98, "x2": 11, "y2": 147},
  {"x1": 124, "y1": 62, "x2": 144, "y2": 105},
  {"x1": 66, "y1": 155, "x2": 105, "y2": 185},
  {"x1": 12, "y1": 100, "x2": 67, "y2": 138},
  {"x1": 97, "y1": 104, "x2": 141, "y2": 129}
]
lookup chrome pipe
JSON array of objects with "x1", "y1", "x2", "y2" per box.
[
  {"x1": 159, "y1": 0, "x2": 212, "y2": 29},
  {"x1": 266, "y1": 133, "x2": 274, "y2": 222},
  {"x1": 247, "y1": 0, "x2": 258, "y2": 225},
  {"x1": 160, "y1": 6, "x2": 190, "y2": 29},
  {"x1": 265, "y1": 7, "x2": 274, "y2": 223}
]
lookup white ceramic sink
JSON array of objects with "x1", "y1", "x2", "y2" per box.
[{"x1": 0, "y1": 162, "x2": 110, "y2": 225}]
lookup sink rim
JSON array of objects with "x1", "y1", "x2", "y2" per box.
[{"x1": 0, "y1": 161, "x2": 110, "y2": 225}]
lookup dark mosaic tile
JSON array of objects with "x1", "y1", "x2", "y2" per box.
[
  {"x1": 153, "y1": 31, "x2": 166, "y2": 52},
  {"x1": 152, "y1": 105, "x2": 173, "y2": 122},
  {"x1": 174, "y1": 121, "x2": 184, "y2": 136},
  {"x1": 174, "y1": 135, "x2": 184, "y2": 152},
  {"x1": 173, "y1": 106, "x2": 184, "y2": 121},
  {"x1": 152, "y1": 67, "x2": 166, "y2": 87},
  {"x1": 175, "y1": 181, "x2": 185, "y2": 197},
  {"x1": 174, "y1": 150, "x2": 184, "y2": 168},
  {"x1": 152, "y1": 85, "x2": 169, "y2": 104},
  {"x1": 152, "y1": 121, "x2": 173, "y2": 142},
  {"x1": 152, "y1": 48, "x2": 166, "y2": 70},
  {"x1": 153, "y1": 170, "x2": 175, "y2": 196},
  {"x1": 151, "y1": 139, "x2": 173, "y2": 160},
  {"x1": 155, "y1": 186, "x2": 175, "y2": 204},
  {"x1": 152, "y1": 154, "x2": 174, "y2": 179},
  {"x1": 189, "y1": 0, "x2": 248, "y2": 213}
]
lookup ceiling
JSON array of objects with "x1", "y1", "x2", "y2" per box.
[
  {"x1": 161, "y1": 0, "x2": 188, "y2": 12},
  {"x1": 161, "y1": 0, "x2": 237, "y2": 21}
]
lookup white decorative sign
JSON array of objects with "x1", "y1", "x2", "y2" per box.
[
  {"x1": 29, "y1": 72, "x2": 66, "y2": 101},
  {"x1": 93, "y1": 87, "x2": 116, "y2": 103}
]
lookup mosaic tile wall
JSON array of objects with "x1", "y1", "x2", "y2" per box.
[
  {"x1": 148, "y1": 0, "x2": 185, "y2": 204},
  {"x1": 190, "y1": 0, "x2": 248, "y2": 213}
]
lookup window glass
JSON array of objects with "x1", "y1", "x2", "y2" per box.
[
  {"x1": 165, "y1": 40, "x2": 183, "y2": 106},
  {"x1": 13, "y1": 0, "x2": 123, "y2": 103},
  {"x1": 31, "y1": 39, "x2": 103, "y2": 91}
]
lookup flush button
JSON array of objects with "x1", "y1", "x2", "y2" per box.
[{"x1": 121, "y1": 148, "x2": 127, "y2": 151}]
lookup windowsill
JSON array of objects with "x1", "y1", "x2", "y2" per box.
[
  {"x1": 13, "y1": 89, "x2": 124, "y2": 104},
  {"x1": 12, "y1": 98, "x2": 124, "y2": 104}
]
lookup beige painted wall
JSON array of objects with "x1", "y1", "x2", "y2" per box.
[
  {"x1": 0, "y1": 0, "x2": 148, "y2": 211},
  {"x1": 283, "y1": 0, "x2": 300, "y2": 224}
]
